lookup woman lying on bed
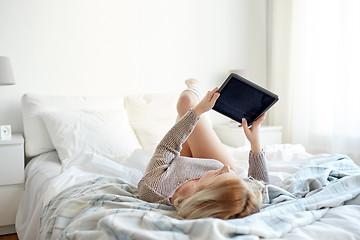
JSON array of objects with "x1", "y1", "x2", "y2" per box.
[{"x1": 138, "y1": 80, "x2": 269, "y2": 220}]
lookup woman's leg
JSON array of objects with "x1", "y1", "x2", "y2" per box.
[{"x1": 177, "y1": 80, "x2": 236, "y2": 169}]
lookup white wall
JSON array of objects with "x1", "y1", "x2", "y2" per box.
[
  {"x1": 267, "y1": 0, "x2": 293, "y2": 143},
  {"x1": 0, "y1": 0, "x2": 267, "y2": 133}
]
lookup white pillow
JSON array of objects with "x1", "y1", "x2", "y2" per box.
[
  {"x1": 22, "y1": 94, "x2": 125, "y2": 158},
  {"x1": 130, "y1": 120, "x2": 175, "y2": 154},
  {"x1": 125, "y1": 93, "x2": 178, "y2": 122},
  {"x1": 41, "y1": 109, "x2": 141, "y2": 165},
  {"x1": 125, "y1": 93, "x2": 178, "y2": 153}
]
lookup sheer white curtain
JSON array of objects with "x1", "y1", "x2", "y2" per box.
[{"x1": 289, "y1": 0, "x2": 360, "y2": 164}]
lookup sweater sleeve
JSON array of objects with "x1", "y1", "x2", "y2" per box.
[
  {"x1": 248, "y1": 151, "x2": 269, "y2": 183},
  {"x1": 145, "y1": 109, "x2": 200, "y2": 171}
]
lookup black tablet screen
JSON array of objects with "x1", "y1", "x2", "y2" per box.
[{"x1": 213, "y1": 75, "x2": 278, "y2": 125}]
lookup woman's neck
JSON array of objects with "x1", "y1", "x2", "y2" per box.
[{"x1": 170, "y1": 179, "x2": 199, "y2": 205}]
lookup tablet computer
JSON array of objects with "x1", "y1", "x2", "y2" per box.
[{"x1": 213, "y1": 73, "x2": 279, "y2": 126}]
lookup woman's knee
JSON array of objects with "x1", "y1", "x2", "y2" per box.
[{"x1": 177, "y1": 91, "x2": 199, "y2": 116}]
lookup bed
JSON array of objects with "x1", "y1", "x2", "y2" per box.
[{"x1": 15, "y1": 93, "x2": 360, "y2": 240}]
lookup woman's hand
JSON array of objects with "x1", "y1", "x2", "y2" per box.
[
  {"x1": 239, "y1": 113, "x2": 266, "y2": 154},
  {"x1": 193, "y1": 87, "x2": 220, "y2": 116}
]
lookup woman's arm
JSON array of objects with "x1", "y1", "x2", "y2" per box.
[
  {"x1": 240, "y1": 114, "x2": 269, "y2": 183},
  {"x1": 239, "y1": 114, "x2": 265, "y2": 154}
]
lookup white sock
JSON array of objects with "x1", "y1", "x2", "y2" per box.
[{"x1": 185, "y1": 84, "x2": 204, "y2": 100}]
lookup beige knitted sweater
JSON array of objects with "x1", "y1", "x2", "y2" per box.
[{"x1": 137, "y1": 109, "x2": 269, "y2": 205}]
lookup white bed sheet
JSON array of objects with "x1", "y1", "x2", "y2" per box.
[
  {"x1": 17, "y1": 144, "x2": 356, "y2": 240},
  {"x1": 16, "y1": 151, "x2": 62, "y2": 240}
]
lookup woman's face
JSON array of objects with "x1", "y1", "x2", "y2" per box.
[{"x1": 197, "y1": 165, "x2": 240, "y2": 189}]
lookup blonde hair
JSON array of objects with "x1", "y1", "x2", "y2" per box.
[{"x1": 174, "y1": 178, "x2": 261, "y2": 220}]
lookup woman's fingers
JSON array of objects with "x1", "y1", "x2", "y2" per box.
[
  {"x1": 252, "y1": 113, "x2": 266, "y2": 127},
  {"x1": 207, "y1": 87, "x2": 220, "y2": 107},
  {"x1": 241, "y1": 118, "x2": 249, "y2": 132},
  {"x1": 193, "y1": 87, "x2": 220, "y2": 116},
  {"x1": 207, "y1": 87, "x2": 219, "y2": 100},
  {"x1": 210, "y1": 91, "x2": 220, "y2": 104}
]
